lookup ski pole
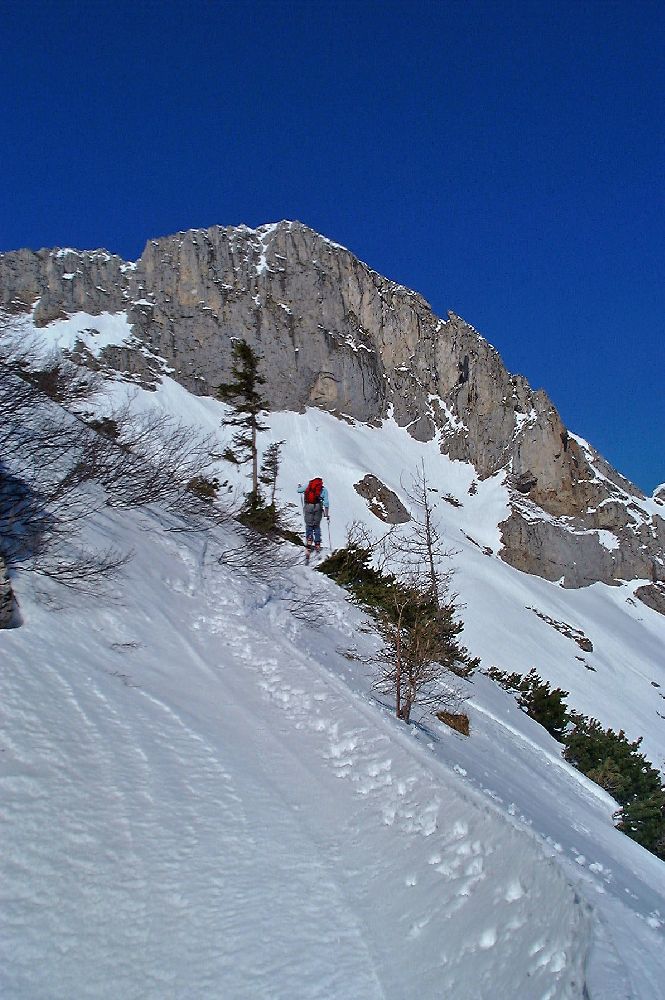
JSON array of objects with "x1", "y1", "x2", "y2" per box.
[
  {"x1": 299, "y1": 486, "x2": 306, "y2": 547},
  {"x1": 327, "y1": 515, "x2": 331, "y2": 550}
]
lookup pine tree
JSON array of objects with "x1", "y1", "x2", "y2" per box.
[
  {"x1": 217, "y1": 340, "x2": 268, "y2": 507},
  {"x1": 259, "y1": 440, "x2": 285, "y2": 509}
]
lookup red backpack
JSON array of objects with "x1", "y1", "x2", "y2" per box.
[{"x1": 304, "y1": 478, "x2": 323, "y2": 504}]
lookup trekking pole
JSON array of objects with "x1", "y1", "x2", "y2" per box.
[
  {"x1": 327, "y1": 515, "x2": 332, "y2": 550},
  {"x1": 299, "y1": 486, "x2": 307, "y2": 549}
]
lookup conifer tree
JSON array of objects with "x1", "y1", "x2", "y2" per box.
[
  {"x1": 259, "y1": 440, "x2": 285, "y2": 509},
  {"x1": 217, "y1": 340, "x2": 268, "y2": 507}
]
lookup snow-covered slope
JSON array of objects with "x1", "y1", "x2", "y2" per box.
[
  {"x1": 2, "y1": 507, "x2": 595, "y2": 999},
  {"x1": 2, "y1": 318, "x2": 665, "y2": 998},
  {"x1": 102, "y1": 369, "x2": 664, "y2": 767}
]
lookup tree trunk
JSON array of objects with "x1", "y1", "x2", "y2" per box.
[{"x1": 395, "y1": 627, "x2": 402, "y2": 720}]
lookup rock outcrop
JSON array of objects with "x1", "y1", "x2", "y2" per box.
[
  {"x1": 1, "y1": 220, "x2": 663, "y2": 592},
  {"x1": 0, "y1": 556, "x2": 17, "y2": 629},
  {"x1": 354, "y1": 475, "x2": 411, "y2": 524}
]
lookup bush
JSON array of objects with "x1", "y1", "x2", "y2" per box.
[
  {"x1": 563, "y1": 713, "x2": 665, "y2": 856},
  {"x1": 617, "y1": 794, "x2": 665, "y2": 855},
  {"x1": 238, "y1": 496, "x2": 302, "y2": 546},
  {"x1": 487, "y1": 668, "x2": 665, "y2": 857},
  {"x1": 436, "y1": 710, "x2": 470, "y2": 736},
  {"x1": 320, "y1": 538, "x2": 477, "y2": 723},
  {"x1": 188, "y1": 475, "x2": 220, "y2": 502},
  {"x1": 486, "y1": 667, "x2": 569, "y2": 739},
  {"x1": 563, "y1": 715, "x2": 661, "y2": 802},
  {"x1": 318, "y1": 543, "x2": 399, "y2": 614}
]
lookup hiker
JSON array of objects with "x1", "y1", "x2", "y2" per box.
[{"x1": 297, "y1": 478, "x2": 330, "y2": 558}]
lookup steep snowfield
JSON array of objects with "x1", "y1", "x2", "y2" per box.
[
  {"x1": 0, "y1": 506, "x2": 591, "y2": 999},
  {"x1": 2, "y1": 313, "x2": 665, "y2": 997}
]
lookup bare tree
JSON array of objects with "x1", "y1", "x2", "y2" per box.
[
  {"x1": 0, "y1": 339, "x2": 127, "y2": 588},
  {"x1": 395, "y1": 460, "x2": 456, "y2": 604},
  {"x1": 91, "y1": 400, "x2": 225, "y2": 521},
  {"x1": 320, "y1": 509, "x2": 476, "y2": 723},
  {"x1": 372, "y1": 573, "x2": 470, "y2": 724}
]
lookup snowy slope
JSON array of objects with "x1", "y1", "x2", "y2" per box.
[
  {"x1": 106, "y1": 368, "x2": 664, "y2": 766},
  {"x1": 2, "y1": 312, "x2": 665, "y2": 998},
  {"x1": 0, "y1": 507, "x2": 595, "y2": 999}
]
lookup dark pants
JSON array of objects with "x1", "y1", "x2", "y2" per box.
[
  {"x1": 305, "y1": 523, "x2": 322, "y2": 547},
  {"x1": 304, "y1": 501, "x2": 323, "y2": 549}
]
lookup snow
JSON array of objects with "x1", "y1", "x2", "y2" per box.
[
  {"x1": 2, "y1": 509, "x2": 592, "y2": 999},
  {"x1": 25, "y1": 310, "x2": 135, "y2": 357},
  {"x1": 595, "y1": 529, "x2": 621, "y2": 551},
  {"x1": 255, "y1": 222, "x2": 282, "y2": 276},
  {"x1": 2, "y1": 322, "x2": 665, "y2": 997}
]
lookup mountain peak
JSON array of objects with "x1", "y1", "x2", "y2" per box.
[{"x1": 1, "y1": 222, "x2": 664, "y2": 592}]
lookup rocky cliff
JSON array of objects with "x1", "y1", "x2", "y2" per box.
[{"x1": 1, "y1": 220, "x2": 663, "y2": 592}]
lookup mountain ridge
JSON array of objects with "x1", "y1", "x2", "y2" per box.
[{"x1": 1, "y1": 220, "x2": 663, "y2": 595}]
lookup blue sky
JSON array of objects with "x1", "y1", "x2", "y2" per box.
[{"x1": 2, "y1": 0, "x2": 663, "y2": 491}]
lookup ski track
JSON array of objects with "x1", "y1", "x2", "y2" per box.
[{"x1": 0, "y1": 527, "x2": 604, "y2": 999}]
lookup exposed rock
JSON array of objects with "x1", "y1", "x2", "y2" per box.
[
  {"x1": 1, "y1": 220, "x2": 663, "y2": 590},
  {"x1": 0, "y1": 556, "x2": 17, "y2": 629},
  {"x1": 527, "y1": 606, "x2": 593, "y2": 650},
  {"x1": 635, "y1": 583, "x2": 665, "y2": 617},
  {"x1": 353, "y1": 475, "x2": 411, "y2": 524},
  {"x1": 500, "y1": 507, "x2": 617, "y2": 587},
  {"x1": 0, "y1": 247, "x2": 128, "y2": 325}
]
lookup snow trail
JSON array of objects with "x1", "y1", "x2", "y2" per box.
[{"x1": 1, "y1": 515, "x2": 592, "y2": 999}]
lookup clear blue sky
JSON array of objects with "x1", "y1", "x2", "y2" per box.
[{"x1": 2, "y1": 0, "x2": 663, "y2": 492}]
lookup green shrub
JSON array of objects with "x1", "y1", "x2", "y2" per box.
[
  {"x1": 238, "y1": 496, "x2": 303, "y2": 546},
  {"x1": 617, "y1": 794, "x2": 665, "y2": 856},
  {"x1": 563, "y1": 715, "x2": 662, "y2": 803},
  {"x1": 563, "y1": 713, "x2": 665, "y2": 855},
  {"x1": 319, "y1": 543, "x2": 478, "y2": 683},
  {"x1": 488, "y1": 670, "x2": 665, "y2": 857},
  {"x1": 486, "y1": 667, "x2": 569, "y2": 739},
  {"x1": 188, "y1": 475, "x2": 220, "y2": 502},
  {"x1": 317, "y1": 543, "x2": 399, "y2": 614}
]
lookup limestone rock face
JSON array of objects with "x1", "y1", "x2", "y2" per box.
[
  {"x1": 0, "y1": 247, "x2": 128, "y2": 324},
  {"x1": 1, "y1": 220, "x2": 663, "y2": 589}
]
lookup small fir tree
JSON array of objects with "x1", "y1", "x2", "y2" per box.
[
  {"x1": 217, "y1": 340, "x2": 268, "y2": 507},
  {"x1": 259, "y1": 440, "x2": 285, "y2": 509}
]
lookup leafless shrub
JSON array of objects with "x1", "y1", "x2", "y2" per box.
[{"x1": 0, "y1": 334, "x2": 229, "y2": 592}]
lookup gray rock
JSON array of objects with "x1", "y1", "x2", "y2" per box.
[
  {"x1": 635, "y1": 583, "x2": 665, "y2": 616},
  {"x1": 354, "y1": 475, "x2": 411, "y2": 524}
]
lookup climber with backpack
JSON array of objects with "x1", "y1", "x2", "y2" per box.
[{"x1": 297, "y1": 477, "x2": 330, "y2": 561}]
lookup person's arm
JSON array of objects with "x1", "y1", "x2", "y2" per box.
[
  {"x1": 321, "y1": 486, "x2": 330, "y2": 515},
  {"x1": 297, "y1": 484, "x2": 305, "y2": 495}
]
